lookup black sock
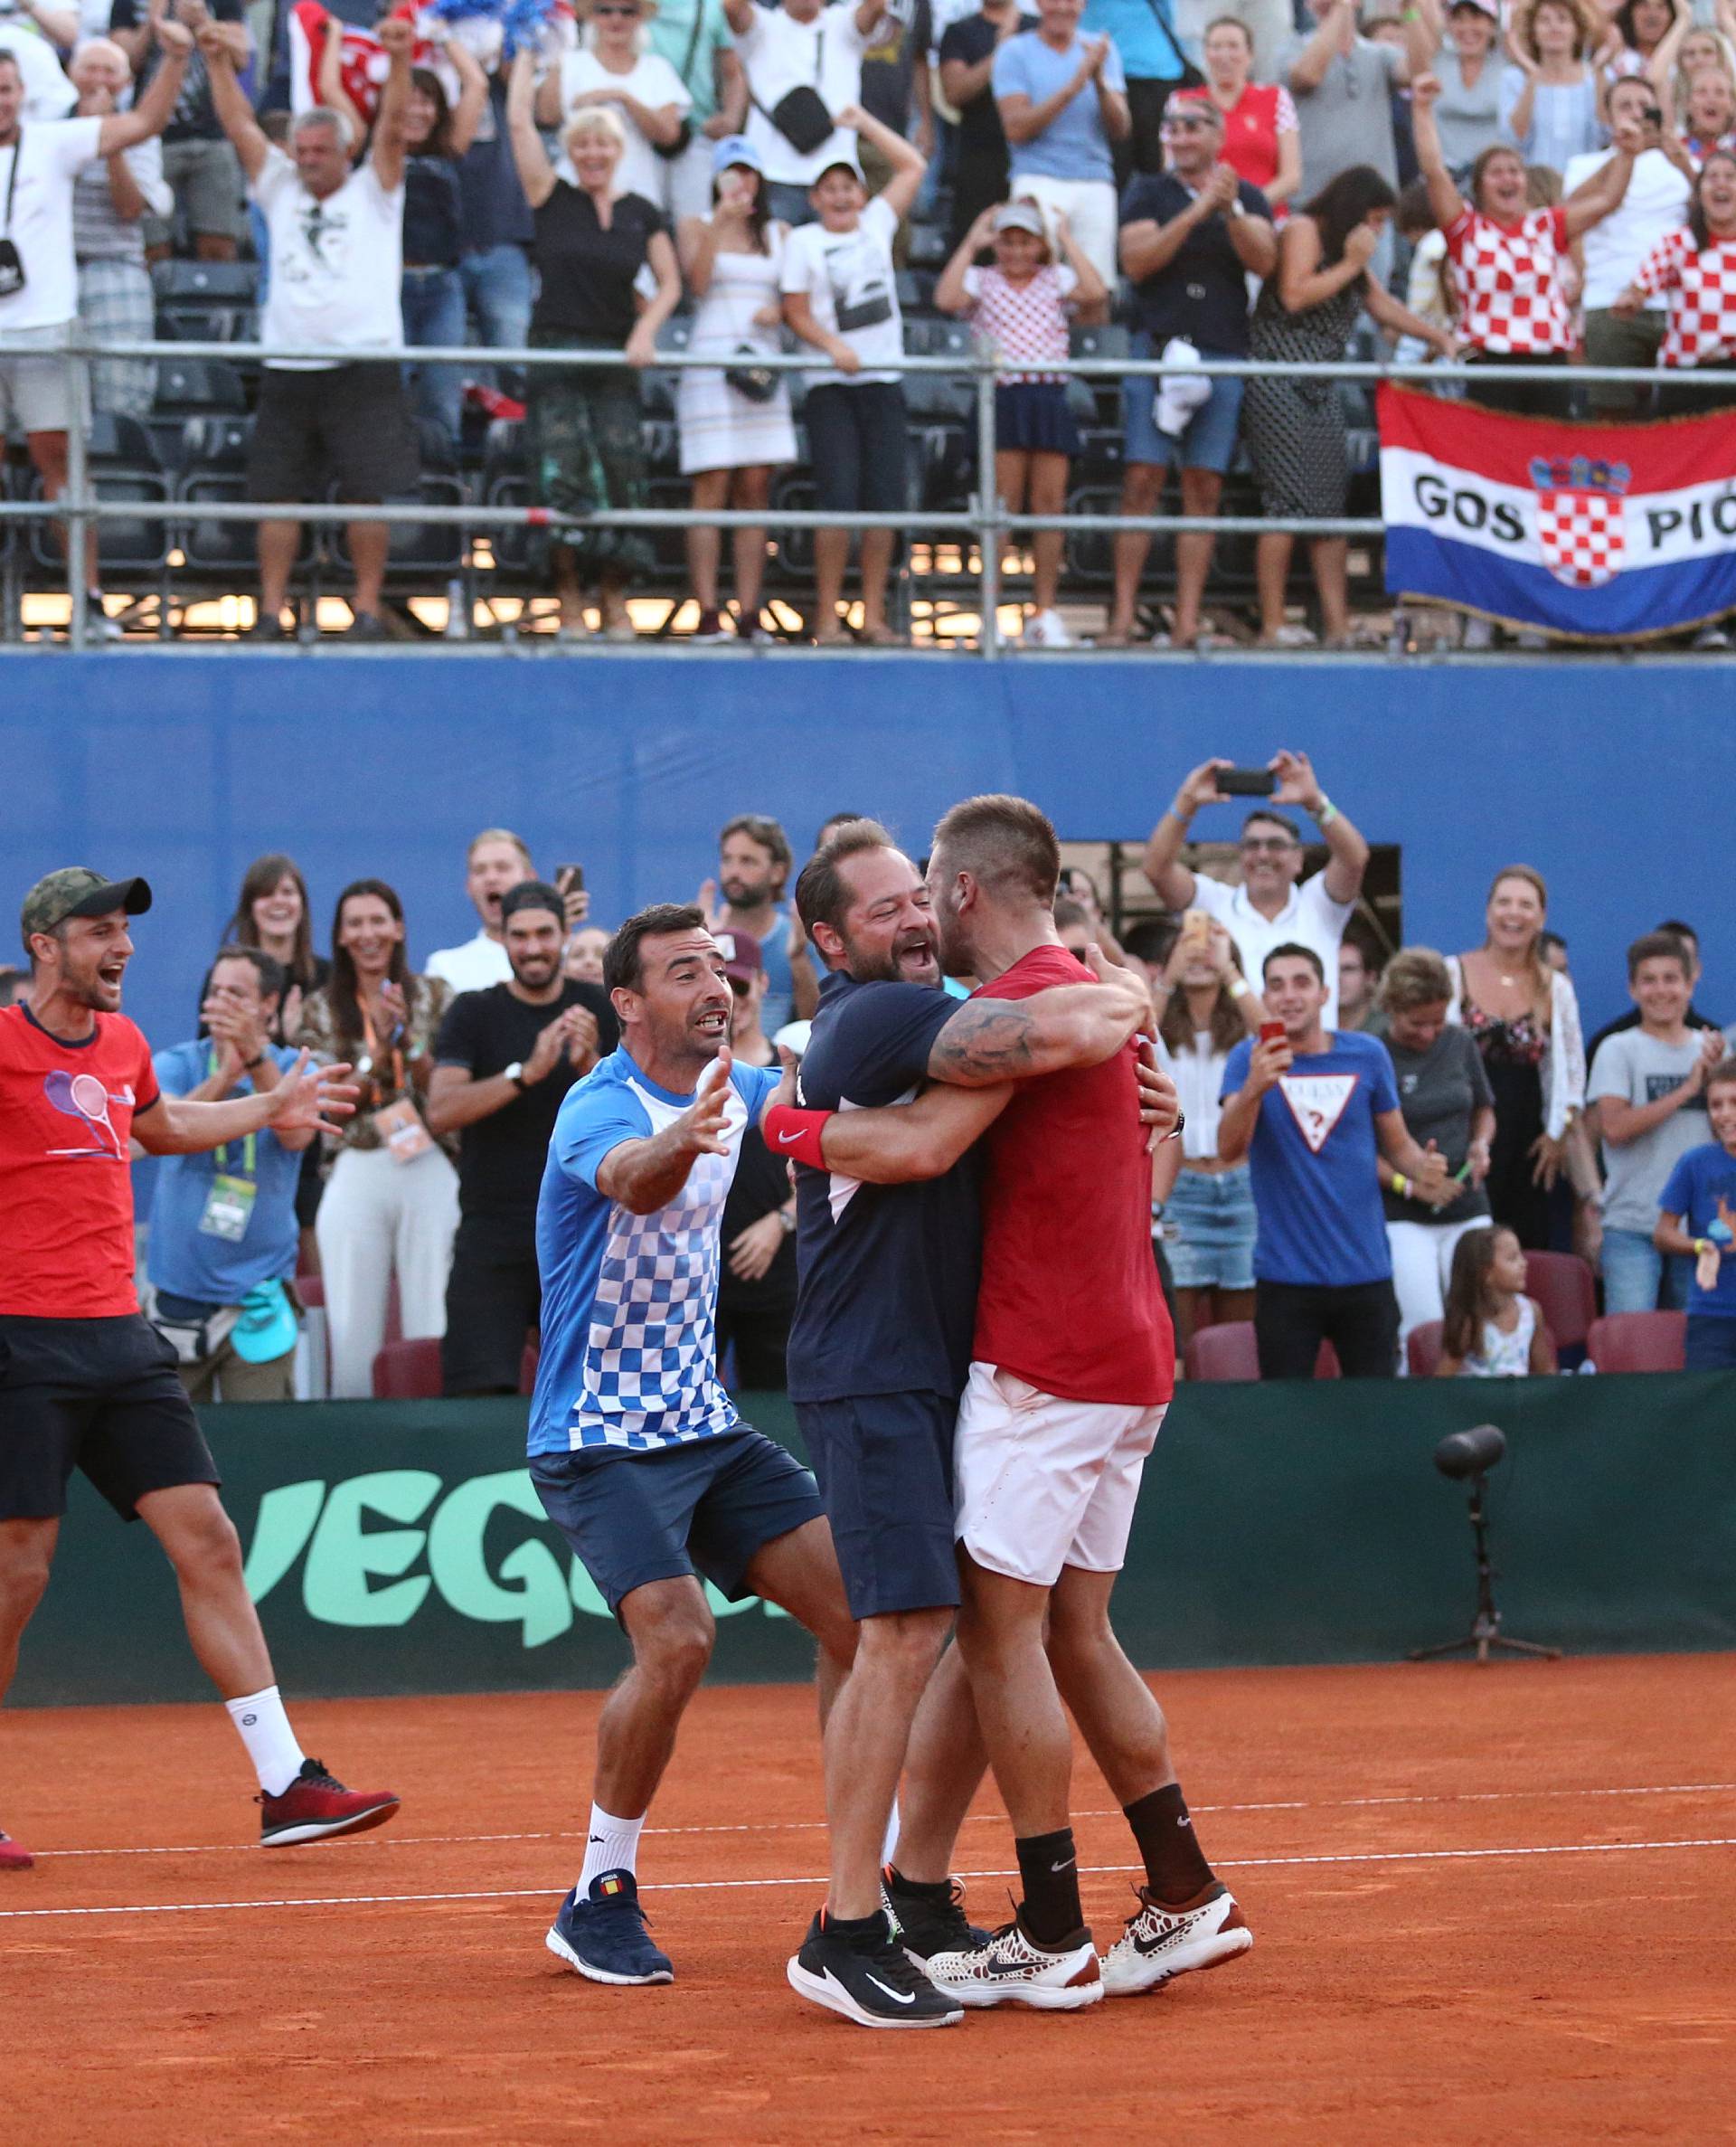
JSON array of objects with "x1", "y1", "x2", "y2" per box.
[
  {"x1": 886, "y1": 1867, "x2": 950, "y2": 1903},
  {"x1": 822, "y1": 1907, "x2": 887, "y2": 1947},
  {"x1": 1125, "y1": 1783, "x2": 1214, "y2": 1905},
  {"x1": 1015, "y1": 1827, "x2": 1083, "y2": 1948}
]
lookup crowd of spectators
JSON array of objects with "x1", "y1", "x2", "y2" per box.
[{"x1": 8, "y1": 0, "x2": 1736, "y2": 643}]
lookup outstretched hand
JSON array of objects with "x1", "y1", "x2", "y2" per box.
[
  {"x1": 681, "y1": 1045, "x2": 734, "y2": 1157},
  {"x1": 264, "y1": 1052, "x2": 361, "y2": 1140}
]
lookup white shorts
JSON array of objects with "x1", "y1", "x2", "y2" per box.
[{"x1": 953, "y1": 1359, "x2": 1166, "y2": 1590}]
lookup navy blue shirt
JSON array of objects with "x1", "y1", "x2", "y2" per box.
[{"x1": 787, "y1": 972, "x2": 982, "y2": 1405}]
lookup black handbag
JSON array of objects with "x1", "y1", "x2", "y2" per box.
[
  {"x1": 725, "y1": 346, "x2": 778, "y2": 402},
  {"x1": 753, "y1": 23, "x2": 834, "y2": 156}
]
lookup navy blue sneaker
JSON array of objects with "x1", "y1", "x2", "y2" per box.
[{"x1": 545, "y1": 1870, "x2": 674, "y2": 1986}]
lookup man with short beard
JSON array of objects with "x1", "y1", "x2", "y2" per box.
[{"x1": 701, "y1": 813, "x2": 818, "y2": 1030}]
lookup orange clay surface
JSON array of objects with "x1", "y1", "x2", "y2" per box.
[{"x1": 3, "y1": 1653, "x2": 1733, "y2": 2146}]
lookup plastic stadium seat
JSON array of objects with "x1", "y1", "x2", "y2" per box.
[
  {"x1": 1407, "y1": 1320, "x2": 1443, "y2": 1378},
  {"x1": 1523, "y1": 1252, "x2": 1596, "y2": 1353},
  {"x1": 1183, "y1": 1323, "x2": 1343, "y2": 1382},
  {"x1": 152, "y1": 259, "x2": 259, "y2": 303},
  {"x1": 295, "y1": 1272, "x2": 325, "y2": 1310},
  {"x1": 1586, "y1": 1310, "x2": 1687, "y2": 1373},
  {"x1": 371, "y1": 1337, "x2": 443, "y2": 1399}
]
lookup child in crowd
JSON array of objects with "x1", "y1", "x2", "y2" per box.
[
  {"x1": 1435, "y1": 1225, "x2": 1558, "y2": 1376},
  {"x1": 1654, "y1": 1060, "x2": 1736, "y2": 1369},
  {"x1": 934, "y1": 199, "x2": 1107, "y2": 648}
]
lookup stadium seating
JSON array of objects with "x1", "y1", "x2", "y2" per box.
[
  {"x1": 1184, "y1": 1324, "x2": 1342, "y2": 1382},
  {"x1": 1406, "y1": 1321, "x2": 1443, "y2": 1378},
  {"x1": 371, "y1": 1337, "x2": 442, "y2": 1399},
  {"x1": 1524, "y1": 1252, "x2": 1597, "y2": 1361},
  {"x1": 1586, "y1": 1310, "x2": 1687, "y2": 1374}
]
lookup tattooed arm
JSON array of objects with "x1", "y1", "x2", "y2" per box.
[{"x1": 925, "y1": 966, "x2": 1151, "y2": 1088}]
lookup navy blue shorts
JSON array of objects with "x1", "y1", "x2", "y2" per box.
[
  {"x1": 797, "y1": 1390, "x2": 959, "y2": 1621},
  {"x1": 530, "y1": 1426, "x2": 825, "y2": 1621}
]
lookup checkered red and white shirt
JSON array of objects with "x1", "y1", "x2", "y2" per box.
[
  {"x1": 1632, "y1": 227, "x2": 1736, "y2": 366},
  {"x1": 1444, "y1": 204, "x2": 1573, "y2": 355},
  {"x1": 960, "y1": 264, "x2": 1079, "y2": 383}
]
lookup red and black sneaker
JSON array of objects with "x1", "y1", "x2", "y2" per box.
[
  {"x1": 258, "y1": 1759, "x2": 400, "y2": 1847},
  {"x1": 0, "y1": 1828, "x2": 33, "y2": 1871}
]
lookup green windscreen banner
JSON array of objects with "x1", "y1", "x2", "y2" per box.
[{"x1": 14, "y1": 1376, "x2": 1736, "y2": 1707}]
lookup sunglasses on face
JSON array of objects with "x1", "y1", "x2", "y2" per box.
[
  {"x1": 594, "y1": 5, "x2": 640, "y2": 15},
  {"x1": 1241, "y1": 837, "x2": 1296, "y2": 855}
]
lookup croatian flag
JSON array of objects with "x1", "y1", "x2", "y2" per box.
[{"x1": 1379, "y1": 383, "x2": 1736, "y2": 641}]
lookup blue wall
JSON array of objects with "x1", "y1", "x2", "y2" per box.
[{"x1": 1, "y1": 649, "x2": 1722, "y2": 1051}]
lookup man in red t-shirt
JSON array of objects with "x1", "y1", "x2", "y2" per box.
[
  {"x1": 916, "y1": 796, "x2": 1253, "y2": 2013},
  {"x1": 0, "y1": 869, "x2": 401, "y2": 1871}
]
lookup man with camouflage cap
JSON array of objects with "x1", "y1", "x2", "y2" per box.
[{"x1": 0, "y1": 868, "x2": 401, "y2": 1869}]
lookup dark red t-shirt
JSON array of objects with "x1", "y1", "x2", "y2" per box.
[
  {"x1": 0, "y1": 1005, "x2": 158, "y2": 1319},
  {"x1": 971, "y1": 945, "x2": 1175, "y2": 1406}
]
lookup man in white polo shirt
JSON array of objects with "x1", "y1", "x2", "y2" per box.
[
  {"x1": 426, "y1": 827, "x2": 538, "y2": 996},
  {"x1": 1141, "y1": 749, "x2": 1369, "y2": 1026},
  {"x1": 722, "y1": 0, "x2": 887, "y2": 226}
]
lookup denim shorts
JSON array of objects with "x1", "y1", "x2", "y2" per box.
[
  {"x1": 1164, "y1": 1164, "x2": 1257, "y2": 1291},
  {"x1": 1123, "y1": 335, "x2": 1245, "y2": 474}
]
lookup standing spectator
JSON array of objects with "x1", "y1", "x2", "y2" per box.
[
  {"x1": 1218, "y1": 944, "x2": 1447, "y2": 1378},
  {"x1": 71, "y1": 35, "x2": 170, "y2": 422},
  {"x1": 1655, "y1": 1060, "x2": 1736, "y2": 1370},
  {"x1": 508, "y1": 48, "x2": 682, "y2": 639},
  {"x1": 1376, "y1": 946, "x2": 1497, "y2": 1361},
  {"x1": 778, "y1": 105, "x2": 926, "y2": 645},
  {"x1": 425, "y1": 828, "x2": 537, "y2": 996},
  {"x1": 203, "y1": 19, "x2": 419, "y2": 642},
  {"x1": 146, "y1": 947, "x2": 310, "y2": 1404},
  {"x1": 676, "y1": 134, "x2": 797, "y2": 642},
  {"x1": 1244, "y1": 164, "x2": 1454, "y2": 649},
  {"x1": 934, "y1": 196, "x2": 1106, "y2": 648},
  {"x1": 0, "y1": 14, "x2": 74, "y2": 120},
  {"x1": 724, "y1": 0, "x2": 888, "y2": 229},
  {"x1": 424, "y1": 881, "x2": 616, "y2": 1396},
  {"x1": 397, "y1": 33, "x2": 487, "y2": 446},
  {"x1": 1681, "y1": 64, "x2": 1736, "y2": 165},
  {"x1": 295, "y1": 878, "x2": 458, "y2": 1399},
  {"x1": 1434, "y1": 1225, "x2": 1556, "y2": 1376},
  {"x1": 1105, "y1": 98, "x2": 1274, "y2": 648},
  {"x1": 1610, "y1": 0, "x2": 1682, "y2": 84},
  {"x1": 1586, "y1": 918, "x2": 1721, "y2": 1064},
  {"x1": 1412, "y1": 0, "x2": 1505, "y2": 175},
  {"x1": 1499, "y1": 0, "x2": 1609, "y2": 174},
  {"x1": 540, "y1": 0, "x2": 693, "y2": 209},
  {"x1": 1336, "y1": 922, "x2": 1384, "y2": 1034},
  {"x1": 1565, "y1": 73, "x2": 1691, "y2": 417},
  {"x1": 1143, "y1": 750, "x2": 1369, "y2": 1023},
  {"x1": 1617, "y1": 147, "x2": 1736, "y2": 411},
  {"x1": 1411, "y1": 70, "x2": 1638, "y2": 413},
  {"x1": 1445, "y1": 865, "x2": 1586, "y2": 1252},
  {"x1": 938, "y1": 0, "x2": 1035, "y2": 245},
  {"x1": 223, "y1": 851, "x2": 327, "y2": 1040},
  {"x1": 1150, "y1": 912, "x2": 1260, "y2": 1348},
  {"x1": 1587, "y1": 932, "x2": 1726, "y2": 1313},
  {"x1": 713, "y1": 927, "x2": 798, "y2": 1387},
  {"x1": 992, "y1": 0, "x2": 1129, "y2": 286},
  {"x1": 564, "y1": 921, "x2": 612, "y2": 985},
  {"x1": 0, "y1": 19, "x2": 189, "y2": 642},
  {"x1": 1081, "y1": 0, "x2": 1193, "y2": 175},
  {"x1": 454, "y1": 30, "x2": 536, "y2": 395},
  {"x1": 648, "y1": 0, "x2": 747, "y2": 227},
  {"x1": 700, "y1": 812, "x2": 819, "y2": 1027},
  {"x1": 1282, "y1": 0, "x2": 1419, "y2": 201},
  {"x1": 1174, "y1": 18, "x2": 1301, "y2": 213},
  {"x1": 111, "y1": 0, "x2": 247, "y2": 264},
  {"x1": 861, "y1": 0, "x2": 937, "y2": 229}
]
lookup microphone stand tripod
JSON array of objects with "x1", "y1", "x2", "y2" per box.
[{"x1": 1409, "y1": 1471, "x2": 1560, "y2": 1664}]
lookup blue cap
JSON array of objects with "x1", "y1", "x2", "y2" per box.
[{"x1": 711, "y1": 133, "x2": 762, "y2": 178}]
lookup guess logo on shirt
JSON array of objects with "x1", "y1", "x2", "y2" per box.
[{"x1": 1279, "y1": 1074, "x2": 1358, "y2": 1153}]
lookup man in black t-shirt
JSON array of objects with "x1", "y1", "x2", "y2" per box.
[
  {"x1": 715, "y1": 930, "x2": 798, "y2": 1390},
  {"x1": 426, "y1": 882, "x2": 617, "y2": 1395},
  {"x1": 937, "y1": 0, "x2": 1036, "y2": 246},
  {"x1": 112, "y1": 0, "x2": 250, "y2": 260},
  {"x1": 1103, "y1": 97, "x2": 1274, "y2": 648}
]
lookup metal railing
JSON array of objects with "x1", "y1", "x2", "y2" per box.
[{"x1": 5, "y1": 336, "x2": 1684, "y2": 655}]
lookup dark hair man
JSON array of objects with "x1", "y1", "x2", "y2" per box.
[
  {"x1": 714, "y1": 929, "x2": 798, "y2": 1391},
  {"x1": 1585, "y1": 917, "x2": 1721, "y2": 1068},
  {"x1": 1217, "y1": 941, "x2": 1446, "y2": 1378},
  {"x1": 0, "y1": 869, "x2": 396, "y2": 1872},
  {"x1": 1336, "y1": 925, "x2": 1385, "y2": 1036},
  {"x1": 425, "y1": 881, "x2": 618, "y2": 1396},
  {"x1": 774, "y1": 814, "x2": 1173, "y2": 2028},
  {"x1": 701, "y1": 814, "x2": 817, "y2": 1032},
  {"x1": 146, "y1": 943, "x2": 310, "y2": 1404},
  {"x1": 1144, "y1": 751, "x2": 1370, "y2": 1026}
]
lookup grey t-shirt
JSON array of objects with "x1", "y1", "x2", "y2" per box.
[
  {"x1": 1382, "y1": 1025, "x2": 1495, "y2": 1226},
  {"x1": 1280, "y1": 33, "x2": 1401, "y2": 194},
  {"x1": 1589, "y1": 1028, "x2": 1712, "y2": 1234}
]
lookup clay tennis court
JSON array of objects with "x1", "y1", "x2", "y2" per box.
[{"x1": 5, "y1": 1651, "x2": 1731, "y2": 2143}]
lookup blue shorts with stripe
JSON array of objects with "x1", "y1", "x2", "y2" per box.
[{"x1": 796, "y1": 1388, "x2": 960, "y2": 1621}]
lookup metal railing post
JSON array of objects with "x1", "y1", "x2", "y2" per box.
[
  {"x1": 974, "y1": 356, "x2": 1001, "y2": 659},
  {"x1": 65, "y1": 338, "x2": 89, "y2": 651}
]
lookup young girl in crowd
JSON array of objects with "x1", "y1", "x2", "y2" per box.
[
  {"x1": 1435, "y1": 1225, "x2": 1558, "y2": 1376},
  {"x1": 934, "y1": 197, "x2": 1107, "y2": 648}
]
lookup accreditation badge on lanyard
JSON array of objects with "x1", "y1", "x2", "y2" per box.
[
  {"x1": 199, "y1": 1050, "x2": 259, "y2": 1238},
  {"x1": 360, "y1": 1001, "x2": 434, "y2": 1164}
]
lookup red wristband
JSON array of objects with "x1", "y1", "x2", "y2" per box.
[{"x1": 763, "y1": 1103, "x2": 831, "y2": 1171}]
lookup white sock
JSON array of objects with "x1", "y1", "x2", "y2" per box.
[
  {"x1": 579, "y1": 1804, "x2": 645, "y2": 1894},
  {"x1": 882, "y1": 1794, "x2": 901, "y2": 1872},
  {"x1": 224, "y1": 1686, "x2": 307, "y2": 1798}
]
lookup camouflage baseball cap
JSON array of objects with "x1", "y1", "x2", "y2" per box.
[{"x1": 20, "y1": 868, "x2": 153, "y2": 949}]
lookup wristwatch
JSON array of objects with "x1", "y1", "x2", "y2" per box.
[{"x1": 505, "y1": 1062, "x2": 527, "y2": 1090}]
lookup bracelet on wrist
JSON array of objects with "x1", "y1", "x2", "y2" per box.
[
  {"x1": 243, "y1": 1052, "x2": 266, "y2": 1071},
  {"x1": 1392, "y1": 1172, "x2": 1410, "y2": 1198},
  {"x1": 1314, "y1": 795, "x2": 1338, "y2": 828},
  {"x1": 1694, "y1": 1238, "x2": 1713, "y2": 1256}
]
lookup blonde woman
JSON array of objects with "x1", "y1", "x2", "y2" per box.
[
  {"x1": 1446, "y1": 866, "x2": 1586, "y2": 1250},
  {"x1": 1499, "y1": 0, "x2": 1609, "y2": 171},
  {"x1": 539, "y1": 0, "x2": 693, "y2": 206}
]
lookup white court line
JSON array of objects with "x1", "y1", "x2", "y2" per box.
[
  {"x1": 26, "y1": 1782, "x2": 1736, "y2": 1862},
  {"x1": 2, "y1": 1837, "x2": 1731, "y2": 1921}
]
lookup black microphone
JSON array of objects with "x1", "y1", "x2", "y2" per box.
[{"x1": 1433, "y1": 1424, "x2": 1507, "y2": 1480}]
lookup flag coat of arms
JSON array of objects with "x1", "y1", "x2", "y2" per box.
[{"x1": 1378, "y1": 383, "x2": 1736, "y2": 639}]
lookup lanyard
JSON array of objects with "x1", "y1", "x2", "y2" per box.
[
  {"x1": 208, "y1": 1044, "x2": 258, "y2": 1178},
  {"x1": 360, "y1": 998, "x2": 405, "y2": 1098},
  {"x1": 3, "y1": 130, "x2": 21, "y2": 238}
]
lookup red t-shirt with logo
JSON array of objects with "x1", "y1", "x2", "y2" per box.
[
  {"x1": 970, "y1": 945, "x2": 1175, "y2": 1406},
  {"x1": 0, "y1": 1005, "x2": 158, "y2": 1319}
]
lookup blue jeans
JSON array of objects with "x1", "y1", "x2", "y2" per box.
[
  {"x1": 765, "y1": 180, "x2": 817, "y2": 230},
  {"x1": 1684, "y1": 1316, "x2": 1736, "y2": 1369},
  {"x1": 459, "y1": 243, "x2": 533, "y2": 397},
  {"x1": 401, "y1": 266, "x2": 467, "y2": 444},
  {"x1": 1600, "y1": 1226, "x2": 1693, "y2": 1315}
]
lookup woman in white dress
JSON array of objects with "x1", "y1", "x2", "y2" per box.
[{"x1": 676, "y1": 135, "x2": 797, "y2": 641}]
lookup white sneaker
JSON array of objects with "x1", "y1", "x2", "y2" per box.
[
  {"x1": 1021, "y1": 607, "x2": 1072, "y2": 648},
  {"x1": 925, "y1": 1914, "x2": 1103, "y2": 2011},
  {"x1": 1100, "y1": 1884, "x2": 1252, "y2": 1998}
]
